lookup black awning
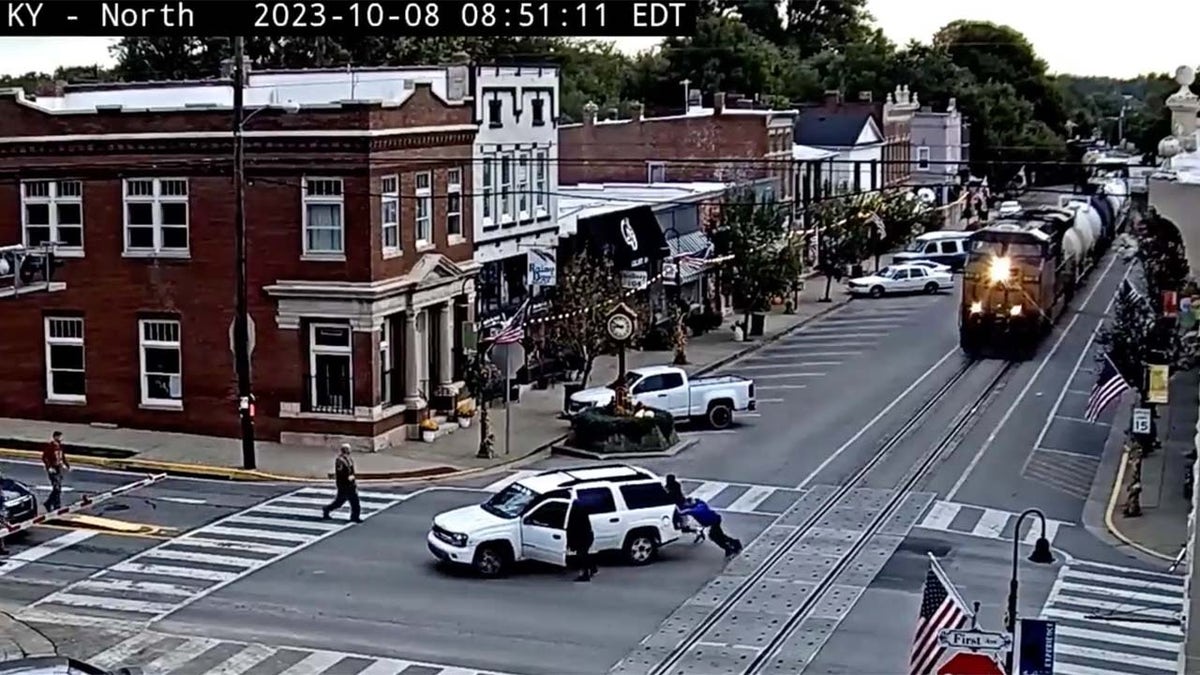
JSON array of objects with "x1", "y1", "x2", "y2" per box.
[{"x1": 577, "y1": 205, "x2": 668, "y2": 270}]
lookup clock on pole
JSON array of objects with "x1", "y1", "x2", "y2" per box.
[{"x1": 606, "y1": 303, "x2": 639, "y2": 413}]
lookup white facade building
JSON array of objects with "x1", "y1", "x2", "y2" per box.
[{"x1": 470, "y1": 64, "x2": 560, "y2": 317}]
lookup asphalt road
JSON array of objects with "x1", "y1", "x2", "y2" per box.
[{"x1": 3, "y1": 257, "x2": 1187, "y2": 675}]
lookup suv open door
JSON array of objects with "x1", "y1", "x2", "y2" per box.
[{"x1": 520, "y1": 497, "x2": 569, "y2": 567}]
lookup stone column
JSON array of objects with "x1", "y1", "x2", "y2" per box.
[
  {"x1": 438, "y1": 300, "x2": 455, "y2": 390},
  {"x1": 403, "y1": 310, "x2": 422, "y2": 407}
]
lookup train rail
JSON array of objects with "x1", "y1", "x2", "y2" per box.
[{"x1": 619, "y1": 357, "x2": 1016, "y2": 675}]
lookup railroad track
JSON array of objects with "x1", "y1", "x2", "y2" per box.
[{"x1": 617, "y1": 357, "x2": 1016, "y2": 675}]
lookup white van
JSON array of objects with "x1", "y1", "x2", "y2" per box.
[
  {"x1": 892, "y1": 231, "x2": 972, "y2": 271},
  {"x1": 427, "y1": 464, "x2": 680, "y2": 577}
]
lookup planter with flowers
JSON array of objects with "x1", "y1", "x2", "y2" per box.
[
  {"x1": 419, "y1": 418, "x2": 439, "y2": 442},
  {"x1": 456, "y1": 401, "x2": 476, "y2": 429}
]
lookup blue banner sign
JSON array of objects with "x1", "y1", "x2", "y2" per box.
[{"x1": 1019, "y1": 618, "x2": 1056, "y2": 675}]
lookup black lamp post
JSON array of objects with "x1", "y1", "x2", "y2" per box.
[
  {"x1": 1004, "y1": 508, "x2": 1056, "y2": 674},
  {"x1": 231, "y1": 36, "x2": 298, "y2": 469}
]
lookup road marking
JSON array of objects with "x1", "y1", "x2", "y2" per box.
[
  {"x1": 1067, "y1": 389, "x2": 1092, "y2": 395},
  {"x1": 794, "y1": 346, "x2": 959, "y2": 490},
  {"x1": 946, "y1": 254, "x2": 1124, "y2": 502},
  {"x1": 726, "y1": 486, "x2": 775, "y2": 513},
  {"x1": 142, "y1": 637, "x2": 219, "y2": 672},
  {"x1": 144, "y1": 548, "x2": 259, "y2": 568},
  {"x1": 1034, "y1": 446, "x2": 1098, "y2": 460},
  {"x1": 688, "y1": 482, "x2": 728, "y2": 502},
  {"x1": 753, "y1": 351, "x2": 862, "y2": 358},
  {"x1": 756, "y1": 384, "x2": 808, "y2": 390},
  {"x1": 738, "y1": 412, "x2": 762, "y2": 418},
  {"x1": 88, "y1": 632, "x2": 164, "y2": 670},
  {"x1": 794, "y1": 330, "x2": 878, "y2": 337},
  {"x1": 1056, "y1": 414, "x2": 1109, "y2": 426},
  {"x1": 296, "y1": 487, "x2": 400, "y2": 501},
  {"x1": 1024, "y1": 520, "x2": 1060, "y2": 545},
  {"x1": 71, "y1": 578, "x2": 197, "y2": 597},
  {"x1": 278, "y1": 651, "x2": 345, "y2": 675},
  {"x1": 1063, "y1": 569, "x2": 1184, "y2": 593},
  {"x1": 209, "y1": 643, "x2": 277, "y2": 675},
  {"x1": 224, "y1": 515, "x2": 340, "y2": 532},
  {"x1": 158, "y1": 496, "x2": 207, "y2": 505},
  {"x1": 1042, "y1": 608, "x2": 1182, "y2": 637},
  {"x1": 205, "y1": 524, "x2": 316, "y2": 541},
  {"x1": 111, "y1": 561, "x2": 238, "y2": 582},
  {"x1": 738, "y1": 362, "x2": 841, "y2": 370},
  {"x1": 1054, "y1": 625, "x2": 1179, "y2": 654},
  {"x1": 971, "y1": 509, "x2": 1009, "y2": 538},
  {"x1": 0, "y1": 530, "x2": 97, "y2": 577},
  {"x1": 270, "y1": 495, "x2": 334, "y2": 507},
  {"x1": 753, "y1": 372, "x2": 826, "y2": 379},
  {"x1": 755, "y1": 398, "x2": 785, "y2": 403},
  {"x1": 47, "y1": 593, "x2": 178, "y2": 616},
  {"x1": 252, "y1": 504, "x2": 323, "y2": 517},
  {"x1": 176, "y1": 536, "x2": 292, "y2": 556},
  {"x1": 918, "y1": 501, "x2": 960, "y2": 530}
]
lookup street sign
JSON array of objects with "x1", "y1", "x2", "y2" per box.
[
  {"x1": 1133, "y1": 406, "x2": 1152, "y2": 435},
  {"x1": 938, "y1": 651, "x2": 1005, "y2": 675},
  {"x1": 1017, "y1": 618, "x2": 1056, "y2": 675},
  {"x1": 939, "y1": 628, "x2": 1011, "y2": 652},
  {"x1": 228, "y1": 315, "x2": 257, "y2": 356}
]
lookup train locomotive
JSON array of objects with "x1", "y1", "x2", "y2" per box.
[{"x1": 959, "y1": 175, "x2": 1130, "y2": 359}]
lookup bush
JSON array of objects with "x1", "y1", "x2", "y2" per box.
[{"x1": 569, "y1": 404, "x2": 678, "y2": 453}]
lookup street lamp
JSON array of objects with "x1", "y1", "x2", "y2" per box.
[
  {"x1": 1004, "y1": 508, "x2": 1056, "y2": 674},
  {"x1": 231, "y1": 35, "x2": 299, "y2": 470}
]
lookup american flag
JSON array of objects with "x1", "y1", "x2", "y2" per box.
[
  {"x1": 1084, "y1": 353, "x2": 1131, "y2": 422},
  {"x1": 910, "y1": 555, "x2": 971, "y2": 675},
  {"x1": 1119, "y1": 278, "x2": 1145, "y2": 306},
  {"x1": 492, "y1": 299, "x2": 529, "y2": 346}
]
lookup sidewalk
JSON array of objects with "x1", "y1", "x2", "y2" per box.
[
  {"x1": 0, "y1": 275, "x2": 856, "y2": 482},
  {"x1": 1102, "y1": 370, "x2": 1196, "y2": 563}
]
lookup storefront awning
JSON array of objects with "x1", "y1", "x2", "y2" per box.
[
  {"x1": 577, "y1": 206, "x2": 668, "y2": 270},
  {"x1": 664, "y1": 231, "x2": 714, "y2": 285},
  {"x1": 667, "y1": 230, "x2": 712, "y2": 258}
]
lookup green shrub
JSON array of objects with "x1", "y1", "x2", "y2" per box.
[{"x1": 570, "y1": 405, "x2": 678, "y2": 453}]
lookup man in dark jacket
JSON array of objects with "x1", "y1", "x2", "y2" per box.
[
  {"x1": 678, "y1": 498, "x2": 742, "y2": 557},
  {"x1": 565, "y1": 499, "x2": 597, "y2": 582},
  {"x1": 322, "y1": 444, "x2": 361, "y2": 523},
  {"x1": 665, "y1": 475, "x2": 701, "y2": 541}
]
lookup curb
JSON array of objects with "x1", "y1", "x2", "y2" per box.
[
  {"x1": 551, "y1": 438, "x2": 699, "y2": 461},
  {"x1": 0, "y1": 298, "x2": 851, "y2": 485},
  {"x1": 0, "y1": 612, "x2": 55, "y2": 659},
  {"x1": 1104, "y1": 445, "x2": 1178, "y2": 562}
]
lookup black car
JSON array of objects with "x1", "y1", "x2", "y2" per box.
[{"x1": 2, "y1": 476, "x2": 38, "y2": 529}]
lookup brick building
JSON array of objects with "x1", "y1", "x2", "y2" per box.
[
  {"x1": 0, "y1": 68, "x2": 481, "y2": 450},
  {"x1": 558, "y1": 92, "x2": 797, "y2": 201}
]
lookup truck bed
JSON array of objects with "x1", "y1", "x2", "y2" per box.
[{"x1": 690, "y1": 375, "x2": 750, "y2": 387}]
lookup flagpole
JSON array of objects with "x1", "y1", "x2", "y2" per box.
[
  {"x1": 504, "y1": 360, "x2": 512, "y2": 456},
  {"x1": 927, "y1": 553, "x2": 972, "y2": 619}
]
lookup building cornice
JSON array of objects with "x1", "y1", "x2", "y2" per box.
[{"x1": 0, "y1": 124, "x2": 478, "y2": 146}]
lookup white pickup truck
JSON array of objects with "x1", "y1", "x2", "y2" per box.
[{"x1": 567, "y1": 365, "x2": 756, "y2": 429}]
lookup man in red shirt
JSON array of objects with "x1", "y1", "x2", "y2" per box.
[{"x1": 42, "y1": 431, "x2": 69, "y2": 511}]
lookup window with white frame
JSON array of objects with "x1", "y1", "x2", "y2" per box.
[
  {"x1": 303, "y1": 178, "x2": 344, "y2": 255},
  {"x1": 44, "y1": 317, "x2": 85, "y2": 401},
  {"x1": 534, "y1": 150, "x2": 548, "y2": 213},
  {"x1": 500, "y1": 156, "x2": 512, "y2": 223},
  {"x1": 917, "y1": 147, "x2": 931, "y2": 170},
  {"x1": 139, "y1": 319, "x2": 182, "y2": 407},
  {"x1": 381, "y1": 175, "x2": 400, "y2": 252},
  {"x1": 647, "y1": 162, "x2": 666, "y2": 183},
  {"x1": 24, "y1": 180, "x2": 83, "y2": 252},
  {"x1": 482, "y1": 158, "x2": 495, "y2": 228},
  {"x1": 124, "y1": 178, "x2": 188, "y2": 254},
  {"x1": 415, "y1": 172, "x2": 432, "y2": 246},
  {"x1": 446, "y1": 168, "x2": 463, "y2": 237},
  {"x1": 310, "y1": 323, "x2": 352, "y2": 413},
  {"x1": 517, "y1": 153, "x2": 530, "y2": 219},
  {"x1": 379, "y1": 318, "x2": 394, "y2": 405}
]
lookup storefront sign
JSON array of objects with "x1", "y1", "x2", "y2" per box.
[
  {"x1": 1164, "y1": 290, "x2": 1178, "y2": 318},
  {"x1": 620, "y1": 271, "x2": 648, "y2": 289},
  {"x1": 526, "y1": 248, "x2": 557, "y2": 287},
  {"x1": 1147, "y1": 364, "x2": 1170, "y2": 404}
]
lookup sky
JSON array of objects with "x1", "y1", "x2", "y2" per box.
[{"x1": 0, "y1": 0, "x2": 1195, "y2": 80}]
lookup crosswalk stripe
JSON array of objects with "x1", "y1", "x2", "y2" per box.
[
  {"x1": 1024, "y1": 520, "x2": 1060, "y2": 545},
  {"x1": 753, "y1": 372, "x2": 826, "y2": 379},
  {"x1": 142, "y1": 637, "x2": 220, "y2": 672},
  {"x1": 205, "y1": 524, "x2": 316, "y2": 542},
  {"x1": 738, "y1": 362, "x2": 841, "y2": 370},
  {"x1": 71, "y1": 578, "x2": 197, "y2": 597},
  {"x1": 174, "y1": 537, "x2": 293, "y2": 556},
  {"x1": 688, "y1": 482, "x2": 726, "y2": 502},
  {"x1": 253, "y1": 504, "x2": 323, "y2": 517},
  {"x1": 919, "y1": 501, "x2": 960, "y2": 530},
  {"x1": 1062, "y1": 570, "x2": 1184, "y2": 594},
  {"x1": 277, "y1": 652, "x2": 345, "y2": 675},
  {"x1": 144, "y1": 548, "x2": 261, "y2": 569},
  {"x1": 1055, "y1": 643, "x2": 1176, "y2": 671},
  {"x1": 1067, "y1": 559, "x2": 1186, "y2": 582},
  {"x1": 47, "y1": 592, "x2": 177, "y2": 616},
  {"x1": 1042, "y1": 608, "x2": 1182, "y2": 637},
  {"x1": 1054, "y1": 625, "x2": 1180, "y2": 654},
  {"x1": 0, "y1": 530, "x2": 98, "y2": 577},
  {"x1": 726, "y1": 486, "x2": 774, "y2": 513},
  {"x1": 88, "y1": 632, "x2": 164, "y2": 669},
  {"x1": 209, "y1": 644, "x2": 277, "y2": 675},
  {"x1": 1056, "y1": 581, "x2": 1182, "y2": 607},
  {"x1": 224, "y1": 515, "x2": 339, "y2": 532},
  {"x1": 970, "y1": 509, "x2": 1009, "y2": 538},
  {"x1": 295, "y1": 487, "x2": 402, "y2": 501},
  {"x1": 357, "y1": 659, "x2": 417, "y2": 675},
  {"x1": 111, "y1": 562, "x2": 239, "y2": 582}
]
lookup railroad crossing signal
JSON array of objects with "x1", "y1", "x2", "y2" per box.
[{"x1": 938, "y1": 651, "x2": 1005, "y2": 675}]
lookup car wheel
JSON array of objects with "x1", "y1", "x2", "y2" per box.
[
  {"x1": 473, "y1": 545, "x2": 508, "y2": 578},
  {"x1": 707, "y1": 402, "x2": 733, "y2": 429},
  {"x1": 869, "y1": 285, "x2": 885, "y2": 298},
  {"x1": 624, "y1": 532, "x2": 659, "y2": 566},
  {"x1": 924, "y1": 282, "x2": 939, "y2": 294}
]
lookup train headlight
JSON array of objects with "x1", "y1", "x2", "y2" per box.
[
  {"x1": 970, "y1": 301, "x2": 983, "y2": 314},
  {"x1": 988, "y1": 257, "x2": 1012, "y2": 283},
  {"x1": 1010, "y1": 305, "x2": 1023, "y2": 316}
]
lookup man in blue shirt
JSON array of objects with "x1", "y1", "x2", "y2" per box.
[{"x1": 678, "y1": 498, "x2": 742, "y2": 557}]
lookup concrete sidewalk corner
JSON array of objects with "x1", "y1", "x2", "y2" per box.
[{"x1": 0, "y1": 611, "x2": 56, "y2": 661}]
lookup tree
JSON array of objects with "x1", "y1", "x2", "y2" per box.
[
  {"x1": 1136, "y1": 212, "x2": 1191, "y2": 311},
  {"x1": 877, "y1": 191, "x2": 940, "y2": 249},
  {"x1": 540, "y1": 252, "x2": 631, "y2": 388},
  {"x1": 809, "y1": 195, "x2": 874, "y2": 300},
  {"x1": 462, "y1": 348, "x2": 501, "y2": 459},
  {"x1": 707, "y1": 189, "x2": 804, "y2": 329}
]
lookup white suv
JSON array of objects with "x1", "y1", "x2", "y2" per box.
[{"x1": 427, "y1": 464, "x2": 680, "y2": 577}]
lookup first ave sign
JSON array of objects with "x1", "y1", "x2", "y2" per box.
[{"x1": 939, "y1": 628, "x2": 1011, "y2": 652}]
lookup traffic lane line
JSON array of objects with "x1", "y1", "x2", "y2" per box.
[{"x1": 0, "y1": 530, "x2": 98, "y2": 577}]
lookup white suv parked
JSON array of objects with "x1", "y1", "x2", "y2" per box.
[{"x1": 427, "y1": 464, "x2": 680, "y2": 577}]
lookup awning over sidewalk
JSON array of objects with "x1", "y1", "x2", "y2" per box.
[
  {"x1": 576, "y1": 205, "x2": 668, "y2": 270},
  {"x1": 664, "y1": 231, "x2": 714, "y2": 284}
]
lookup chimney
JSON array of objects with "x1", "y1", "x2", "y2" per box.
[
  {"x1": 630, "y1": 101, "x2": 644, "y2": 122},
  {"x1": 714, "y1": 92, "x2": 726, "y2": 114},
  {"x1": 220, "y1": 56, "x2": 251, "y2": 84},
  {"x1": 947, "y1": 97, "x2": 957, "y2": 113},
  {"x1": 858, "y1": 91, "x2": 872, "y2": 103},
  {"x1": 822, "y1": 90, "x2": 842, "y2": 106},
  {"x1": 582, "y1": 101, "x2": 598, "y2": 126},
  {"x1": 444, "y1": 51, "x2": 470, "y2": 101}
]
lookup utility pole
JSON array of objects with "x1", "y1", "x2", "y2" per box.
[{"x1": 232, "y1": 35, "x2": 256, "y2": 470}]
